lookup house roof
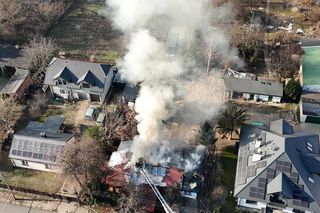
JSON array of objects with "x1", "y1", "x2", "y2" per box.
[
  {"x1": 44, "y1": 57, "x2": 115, "y2": 92},
  {"x1": 301, "y1": 38, "x2": 320, "y2": 47},
  {"x1": 225, "y1": 78, "x2": 283, "y2": 97},
  {"x1": 105, "y1": 141, "x2": 183, "y2": 188},
  {"x1": 9, "y1": 116, "x2": 73, "y2": 165},
  {"x1": 234, "y1": 119, "x2": 320, "y2": 212},
  {"x1": 0, "y1": 68, "x2": 30, "y2": 95},
  {"x1": 122, "y1": 83, "x2": 138, "y2": 102}
]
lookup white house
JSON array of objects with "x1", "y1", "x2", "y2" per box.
[
  {"x1": 9, "y1": 116, "x2": 74, "y2": 172},
  {"x1": 44, "y1": 58, "x2": 116, "y2": 103}
]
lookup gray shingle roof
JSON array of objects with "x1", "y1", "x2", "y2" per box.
[
  {"x1": 44, "y1": 58, "x2": 114, "y2": 92},
  {"x1": 302, "y1": 38, "x2": 320, "y2": 47},
  {"x1": 234, "y1": 120, "x2": 320, "y2": 212},
  {"x1": 0, "y1": 68, "x2": 30, "y2": 95},
  {"x1": 9, "y1": 116, "x2": 74, "y2": 165},
  {"x1": 270, "y1": 119, "x2": 293, "y2": 135},
  {"x1": 225, "y1": 78, "x2": 283, "y2": 97}
]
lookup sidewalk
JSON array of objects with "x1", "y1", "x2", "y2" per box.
[{"x1": 0, "y1": 188, "x2": 91, "y2": 213}]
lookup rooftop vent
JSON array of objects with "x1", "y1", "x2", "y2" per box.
[{"x1": 40, "y1": 132, "x2": 47, "y2": 137}]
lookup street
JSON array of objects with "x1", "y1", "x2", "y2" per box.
[{"x1": 0, "y1": 200, "x2": 51, "y2": 213}]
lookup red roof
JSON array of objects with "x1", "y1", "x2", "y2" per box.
[
  {"x1": 104, "y1": 164, "x2": 129, "y2": 188},
  {"x1": 163, "y1": 168, "x2": 183, "y2": 186}
]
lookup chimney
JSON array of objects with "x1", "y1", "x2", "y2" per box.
[{"x1": 40, "y1": 132, "x2": 47, "y2": 137}]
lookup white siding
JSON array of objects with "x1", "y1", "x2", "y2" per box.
[
  {"x1": 52, "y1": 85, "x2": 70, "y2": 99},
  {"x1": 11, "y1": 159, "x2": 60, "y2": 173}
]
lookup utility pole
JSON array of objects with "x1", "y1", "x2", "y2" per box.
[{"x1": 0, "y1": 171, "x2": 16, "y2": 200}]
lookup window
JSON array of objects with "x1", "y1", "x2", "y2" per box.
[
  {"x1": 82, "y1": 83, "x2": 90, "y2": 88},
  {"x1": 57, "y1": 80, "x2": 63, "y2": 85},
  {"x1": 307, "y1": 141, "x2": 313, "y2": 152},
  {"x1": 22, "y1": 160, "x2": 28, "y2": 166},
  {"x1": 62, "y1": 80, "x2": 67, "y2": 85},
  {"x1": 60, "y1": 89, "x2": 65, "y2": 94}
]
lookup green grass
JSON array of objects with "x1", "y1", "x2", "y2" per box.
[
  {"x1": 1, "y1": 168, "x2": 63, "y2": 193},
  {"x1": 95, "y1": 50, "x2": 120, "y2": 63},
  {"x1": 219, "y1": 146, "x2": 250, "y2": 213},
  {"x1": 38, "y1": 107, "x2": 64, "y2": 122},
  {"x1": 219, "y1": 146, "x2": 246, "y2": 213}
]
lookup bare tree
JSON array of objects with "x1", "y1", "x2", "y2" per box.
[
  {"x1": 270, "y1": 47, "x2": 300, "y2": 79},
  {"x1": 0, "y1": 0, "x2": 69, "y2": 40},
  {"x1": 101, "y1": 102, "x2": 137, "y2": 147},
  {"x1": 23, "y1": 36, "x2": 57, "y2": 85},
  {"x1": 0, "y1": 97, "x2": 24, "y2": 134},
  {"x1": 116, "y1": 188, "x2": 144, "y2": 213},
  {"x1": 59, "y1": 135, "x2": 105, "y2": 199},
  {"x1": 27, "y1": 92, "x2": 48, "y2": 119}
]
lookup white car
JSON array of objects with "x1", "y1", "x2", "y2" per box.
[{"x1": 85, "y1": 105, "x2": 97, "y2": 120}]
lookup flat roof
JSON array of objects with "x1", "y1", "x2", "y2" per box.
[
  {"x1": 302, "y1": 46, "x2": 320, "y2": 86},
  {"x1": 225, "y1": 78, "x2": 283, "y2": 97}
]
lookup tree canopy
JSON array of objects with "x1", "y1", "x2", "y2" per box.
[
  {"x1": 284, "y1": 79, "x2": 302, "y2": 103},
  {"x1": 217, "y1": 104, "x2": 249, "y2": 139}
]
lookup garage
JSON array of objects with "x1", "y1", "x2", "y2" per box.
[
  {"x1": 77, "y1": 92, "x2": 88, "y2": 100},
  {"x1": 90, "y1": 93, "x2": 100, "y2": 102}
]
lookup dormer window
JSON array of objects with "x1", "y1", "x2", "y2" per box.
[
  {"x1": 57, "y1": 79, "x2": 67, "y2": 85},
  {"x1": 82, "y1": 83, "x2": 90, "y2": 88},
  {"x1": 307, "y1": 142, "x2": 313, "y2": 152}
]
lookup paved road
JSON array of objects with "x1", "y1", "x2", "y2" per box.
[{"x1": 0, "y1": 201, "x2": 51, "y2": 213}]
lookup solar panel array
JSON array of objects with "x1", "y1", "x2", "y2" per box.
[
  {"x1": 290, "y1": 172, "x2": 299, "y2": 183},
  {"x1": 256, "y1": 161, "x2": 267, "y2": 168},
  {"x1": 249, "y1": 186, "x2": 265, "y2": 199},
  {"x1": 236, "y1": 145, "x2": 250, "y2": 185},
  {"x1": 292, "y1": 185, "x2": 310, "y2": 208},
  {"x1": 266, "y1": 168, "x2": 276, "y2": 179},
  {"x1": 275, "y1": 160, "x2": 292, "y2": 173},
  {"x1": 10, "y1": 137, "x2": 64, "y2": 163}
]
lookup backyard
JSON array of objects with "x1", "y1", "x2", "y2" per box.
[
  {"x1": 0, "y1": 151, "x2": 64, "y2": 194},
  {"x1": 47, "y1": 0, "x2": 124, "y2": 63},
  {"x1": 219, "y1": 146, "x2": 241, "y2": 213}
]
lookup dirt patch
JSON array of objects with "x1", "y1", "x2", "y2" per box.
[{"x1": 47, "y1": 0, "x2": 124, "y2": 63}]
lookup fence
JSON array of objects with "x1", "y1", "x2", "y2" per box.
[{"x1": 0, "y1": 183, "x2": 78, "y2": 202}]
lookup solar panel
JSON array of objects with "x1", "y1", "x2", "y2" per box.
[
  {"x1": 276, "y1": 160, "x2": 292, "y2": 173},
  {"x1": 249, "y1": 187, "x2": 265, "y2": 199},
  {"x1": 236, "y1": 146, "x2": 250, "y2": 185},
  {"x1": 267, "y1": 168, "x2": 275, "y2": 179},
  {"x1": 256, "y1": 161, "x2": 267, "y2": 168},
  {"x1": 290, "y1": 172, "x2": 299, "y2": 183}
]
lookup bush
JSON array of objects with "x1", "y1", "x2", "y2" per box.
[
  {"x1": 85, "y1": 126, "x2": 101, "y2": 140},
  {"x1": 284, "y1": 79, "x2": 302, "y2": 103}
]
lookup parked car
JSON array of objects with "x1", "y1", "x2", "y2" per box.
[
  {"x1": 85, "y1": 105, "x2": 97, "y2": 120},
  {"x1": 96, "y1": 113, "x2": 106, "y2": 126}
]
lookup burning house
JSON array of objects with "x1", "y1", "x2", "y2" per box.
[{"x1": 104, "y1": 141, "x2": 205, "y2": 211}]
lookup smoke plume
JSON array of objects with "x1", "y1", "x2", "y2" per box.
[{"x1": 104, "y1": 0, "x2": 239, "y2": 171}]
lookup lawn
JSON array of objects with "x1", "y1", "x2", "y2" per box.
[
  {"x1": 47, "y1": 0, "x2": 124, "y2": 63},
  {"x1": 219, "y1": 146, "x2": 245, "y2": 213},
  {"x1": 0, "y1": 150, "x2": 63, "y2": 194},
  {"x1": 0, "y1": 167, "x2": 63, "y2": 194}
]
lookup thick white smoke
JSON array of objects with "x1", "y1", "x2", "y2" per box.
[{"x1": 105, "y1": 0, "x2": 239, "y2": 171}]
